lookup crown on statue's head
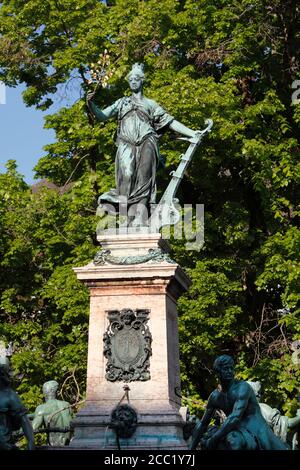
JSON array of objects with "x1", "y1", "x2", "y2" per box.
[{"x1": 127, "y1": 63, "x2": 145, "y2": 80}]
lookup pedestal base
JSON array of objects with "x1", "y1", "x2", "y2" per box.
[
  {"x1": 71, "y1": 232, "x2": 191, "y2": 449},
  {"x1": 71, "y1": 403, "x2": 188, "y2": 449}
]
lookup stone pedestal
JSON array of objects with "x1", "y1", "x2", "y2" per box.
[{"x1": 70, "y1": 232, "x2": 191, "y2": 449}]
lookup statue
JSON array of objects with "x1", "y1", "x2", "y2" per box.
[
  {"x1": 190, "y1": 355, "x2": 288, "y2": 450},
  {"x1": 32, "y1": 380, "x2": 72, "y2": 446},
  {"x1": 0, "y1": 365, "x2": 35, "y2": 450},
  {"x1": 87, "y1": 63, "x2": 211, "y2": 228},
  {"x1": 247, "y1": 380, "x2": 300, "y2": 450}
]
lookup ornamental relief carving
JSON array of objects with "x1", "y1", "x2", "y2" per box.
[{"x1": 103, "y1": 308, "x2": 152, "y2": 382}]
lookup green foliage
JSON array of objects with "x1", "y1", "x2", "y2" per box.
[
  {"x1": 0, "y1": 164, "x2": 96, "y2": 406},
  {"x1": 0, "y1": 0, "x2": 299, "y2": 418}
]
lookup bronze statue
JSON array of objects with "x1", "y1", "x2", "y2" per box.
[
  {"x1": 248, "y1": 380, "x2": 300, "y2": 450},
  {"x1": 32, "y1": 380, "x2": 72, "y2": 446},
  {"x1": 87, "y1": 63, "x2": 207, "y2": 228},
  {"x1": 0, "y1": 365, "x2": 35, "y2": 450},
  {"x1": 190, "y1": 355, "x2": 288, "y2": 450}
]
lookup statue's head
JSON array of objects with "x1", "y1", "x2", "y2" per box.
[
  {"x1": 43, "y1": 380, "x2": 59, "y2": 399},
  {"x1": 213, "y1": 355, "x2": 235, "y2": 381},
  {"x1": 127, "y1": 63, "x2": 145, "y2": 92},
  {"x1": 247, "y1": 380, "x2": 261, "y2": 400}
]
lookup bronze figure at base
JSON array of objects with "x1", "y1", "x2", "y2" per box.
[{"x1": 190, "y1": 355, "x2": 288, "y2": 450}]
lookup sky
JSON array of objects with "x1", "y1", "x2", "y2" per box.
[{"x1": 0, "y1": 84, "x2": 55, "y2": 184}]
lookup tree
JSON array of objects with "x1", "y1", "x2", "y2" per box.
[
  {"x1": 0, "y1": 0, "x2": 299, "y2": 416},
  {"x1": 0, "y1": 161, "x2": 92, "y2": 408}
]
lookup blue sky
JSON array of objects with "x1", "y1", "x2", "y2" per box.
[{"x1": 0, "y1": 84, "x2": 55, "y2": 184}]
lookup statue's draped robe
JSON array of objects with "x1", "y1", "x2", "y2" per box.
[{"x1": 92, "y1": 96, "x2": 174, "y2": 211}]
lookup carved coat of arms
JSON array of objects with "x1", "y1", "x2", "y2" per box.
[{"x1": 103, "y1": 309, "x2": 152, "y2": 382}]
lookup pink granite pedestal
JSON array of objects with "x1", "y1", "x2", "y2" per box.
[{"x1": 70, "y1": 232, "x2": 191, "y2": 449}]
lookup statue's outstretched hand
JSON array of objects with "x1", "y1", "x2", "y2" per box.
[
  {"x1": 194, "y1": 130, "x2": 203, "y2": 138},
  {"x1": 187, "y1": 130, "x2": 204, "y2": 142}
]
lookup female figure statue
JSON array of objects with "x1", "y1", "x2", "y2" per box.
[{"x1": 87, "y1": 63, "x2": 201, "y2": 227}]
